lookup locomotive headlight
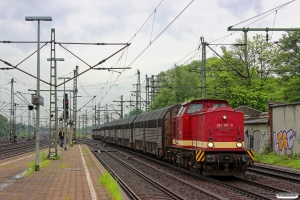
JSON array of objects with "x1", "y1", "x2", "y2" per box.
[
  {"x1": 236, "y1": 142, "x2": 243, "y2": 148},
  {"x1": 207, "y1": 142, "x2": 214, "y2": 148},
  {"x1": 223, "y1": 115, "x2": 227, "y2": 120}
]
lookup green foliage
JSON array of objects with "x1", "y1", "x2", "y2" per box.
[
  {"x1": 255, "y1": 152, "x2": 300, "y2": 169},
  {"x1": 24, "y1": 152, "x2": 51, "y2": 176},
  {"x1": 0, "y1": 114, "x2": 8, "y2": 137},
  {"x1": 99, "y1": 171, "x2": 122, "y2": 200},
  {"x1": 146, "y1": 31, "x2": 300, "y2": 111}
]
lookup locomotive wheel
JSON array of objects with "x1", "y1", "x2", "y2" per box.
[{"x1": 184, "y1": 156, "x2": 192, "y2": 170}]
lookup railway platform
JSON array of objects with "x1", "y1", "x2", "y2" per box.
[{"x1": 0, "y1": 143, "x2": 129, "y2": 200}]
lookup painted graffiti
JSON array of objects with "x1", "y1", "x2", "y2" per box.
[
  {"x1": 245, "y1": 128, "x2": 270, "y2": 153},
  {"x1": 273, "y1": 129, "x2": 297, "y2": 153}
]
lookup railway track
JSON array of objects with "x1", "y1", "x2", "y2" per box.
[
  {"x1": 86, "y1": 139, "x2": 295, "y2": 199},
  {"x1": 248, "y1": 164, "x2": 300, "y2": 183},
  {"x1": 224, "y1": 177, "x2": 293, "y2": 199},
  {"x1": 88, "y1": 143, "x2": 186, "y2": 200},
  {"x1": 0, "y1": 139, "x2": 49, "y2": 159}
]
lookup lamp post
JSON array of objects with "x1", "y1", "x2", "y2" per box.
[
  {"x1": 58, "y1": 76, "x2": 70, "y2": 150},
  {"x1": 25, "y1": 16, "x2": 52, "y2": 171},
  {"x1": 47, "y1": 58, "x2": 64, "y2": 154}
]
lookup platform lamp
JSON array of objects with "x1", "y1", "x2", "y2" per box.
[
  {"x1": 25, "y1": 16, "x2": 52, "y2": 171},
  {"x1": 58, "y1": 76, "x2": 70, "y2": 150}
]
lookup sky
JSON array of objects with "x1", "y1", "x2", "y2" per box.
[{"x1": 0, "y1": 0, "x2": 299, "y2": 127}]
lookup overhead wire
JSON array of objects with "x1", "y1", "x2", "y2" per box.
[
  {"x1": 127, "y1": 0, "x2": 195, "y2": 68},
  {"x1": 176, "y1": 0, "x2": 295, "y2": 66},
  {"x1": 271, "y1": 10, "x2": 278, "y2": 40},
  {"x1": 230, "y1": 0, "x2": 295, "y2": 27}
]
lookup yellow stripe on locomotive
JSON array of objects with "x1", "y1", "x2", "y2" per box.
[{"x1": 196, "y1": 150, "x2": 205, "y2": 162}]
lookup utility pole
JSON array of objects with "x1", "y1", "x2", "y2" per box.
[
  {"x1": 112, "y1": 95, "x2": 124, "y2": 119},
  {"x1": 201, "y1": 37, "x2": 206, "y2": 99},
  {"x1": 69, "y1": 91, "x2": 72, "y2": 143},
  {"x1": 150, "y1": 75, "x2": 155, "y2": 106},
  {"x1": 85, "y1": 110, "x2": 87, "y2": 135},
  {"x1": 82, "y1": 113, "x2": 84, "y2": 136},
  {"x1": 145, "y1": 75, "x2": 150, "y2": 111},
  {"x1": 9, "y1": 78, "x2": 16, "y2": 143},
  {"x1": 132, "y1": 70, "x2": 141, "y2": 113},
  {"x1": 33, "y1": 109, "x2": 36, "y2": 139},
  {"x1": 78, "y1": 115, "x2": 81, "y2": 139},
  {"x1": 28, "y1": 110, "x2": 31, "y2": 140},
  {"x1": 20, "y1": 115, "x2": 24, "y2": 137},
  {"x1": 72, "y1": 65, "x2": 78, "y2": 143},
  {"x1": 48, "y1": 28, "x2": 59, "y2": 159},
  {"x1": 227, "y1": 27, "x2": 300, "y2": 86},
  {"x1": 97, "y1": 103, "x2": 100, "y2": 125}
]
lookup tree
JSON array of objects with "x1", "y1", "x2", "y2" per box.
[
  {"x1": 0, "y1": 114, "x2": 8, "y2": 137},
  {"x1": 276, "y1": 31, "x2": 300, "y2": 102},
  {"x1": 149, "y1": 33, "x2": 297, "y2": 112}
]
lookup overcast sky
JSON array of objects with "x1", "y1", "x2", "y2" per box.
[{"x1": 0, "y1": 0, "x2": 299, "y2": 126}]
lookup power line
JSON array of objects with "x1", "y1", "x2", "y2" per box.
[
  {"x1": 230, "y1": 0, "x2": 295, "y2": 28},
  {"x1": 127, "y1": 0, "x2": 195, "y2": 68}
]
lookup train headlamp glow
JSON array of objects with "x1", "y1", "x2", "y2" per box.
[
  {"x1": 207, "y1": 142, "x2": 214, "y2": 148},
  {"x1": 223, "y1": 115, "x2": 227, "y2": 120},
  {"x1": 236, "y1": 142, "x2": 243, "y2": 148}
]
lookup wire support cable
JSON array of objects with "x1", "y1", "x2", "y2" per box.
[
  {"x1": 206, "y1": 45, "x2": 246, "y2": 78},
  {"x1": 229, "y1": 0, "x2": 295, "y2": 28},
  {"x1": 57, "y1": 44, "x2": 130, "y2": 87},
  {"x1": 56, "y1": 42, "x2": 129, "y2": 45},
  {"x1": 274, "y1": 41, "x2": 300, "y2": 60},
  {"x1": 0, "y1": 41, "x2": 50, "y2": 44},
  {"x1": 127, "y1": 0, "x2": 194, "y2": 68},
  {"x1": 0, "y1": 59, "x2": 50, "y2": 86}
]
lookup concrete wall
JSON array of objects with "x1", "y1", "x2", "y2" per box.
[
  {"x1": 271, "y1": 103, "x2": 300, "y2": 155},
  {"x1": 244, "y1": 122, "x2": 270, "y2": 153}
]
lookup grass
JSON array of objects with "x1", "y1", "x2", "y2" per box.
[
  {"x1": 99, "y1": 171, "x2": 123, "y2": 200},
  {"x1": 255, "y1": 152, "x2": 300, "y2": 169},
  {"x1": 3, "y1": 164, "x2": 13, "y2": 168},
  {"x1": 24, "y1": 152, "x2": 51, "y2": 176},
  {"x1": 61, "y1": 163, "x2": 69, "y2": 169}
]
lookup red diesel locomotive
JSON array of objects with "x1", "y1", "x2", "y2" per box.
[
  {"x1": 167, "y1": 99, "x2": 252, "y2": 176},
  {"x1": 92, "y1": 99, "x2": 253, "y2": 176}
]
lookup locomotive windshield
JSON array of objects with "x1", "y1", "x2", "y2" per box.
[
  {"x1": 187, "y1": 103, "x2": 203, "y2": 113},
  {"x1": 212, "y1": 103, "x2": 227, "y2": 108}
]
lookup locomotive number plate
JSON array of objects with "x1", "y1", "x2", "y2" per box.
[{"x1": 216, "y1": 123, "x2": 233, "y2": 128}]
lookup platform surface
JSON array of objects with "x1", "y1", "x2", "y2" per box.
[{"x1": 0, "y1": 143, "x2": 129, "y2": 200}]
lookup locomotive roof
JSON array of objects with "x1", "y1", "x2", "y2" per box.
[{"x1": 181, "y1": 99, "x2": 228, "y2": 105}]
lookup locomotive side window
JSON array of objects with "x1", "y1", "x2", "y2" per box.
[
  {"x1": 212, "y1": 103, "x2": 227, "y2": 108},
  {"x1": 178, "y1": 105, "x2": 187, "y2": 115},
  {"x1": 187, "y1": 104, "x2": 203, "y2": 113}
]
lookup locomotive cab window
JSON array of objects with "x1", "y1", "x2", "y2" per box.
[
  {"x1": 187, "y1": 104, "x2": 203, "y2": 114},
  {"x1": 212, "y1": 103, "x2": 227, "y2": 108}
]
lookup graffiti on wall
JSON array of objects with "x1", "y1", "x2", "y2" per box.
[
  {"x1": 244, "y1": 128, "x2": 270, "y2": 153},
  {"x1": 273, "y1": 129, "x2": 297, "y2": 154}
]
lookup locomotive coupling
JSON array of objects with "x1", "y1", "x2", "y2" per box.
[{"x1": 241, "y1": 155, "x2": 251, "y2": 162}]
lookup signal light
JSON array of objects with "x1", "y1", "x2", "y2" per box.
[
  {"x1": 63, "y1": 93, "x2": 69, "y2": 110},
  {"x1": 65, "y1": 99, "x2": 69, "y2": 110}
]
